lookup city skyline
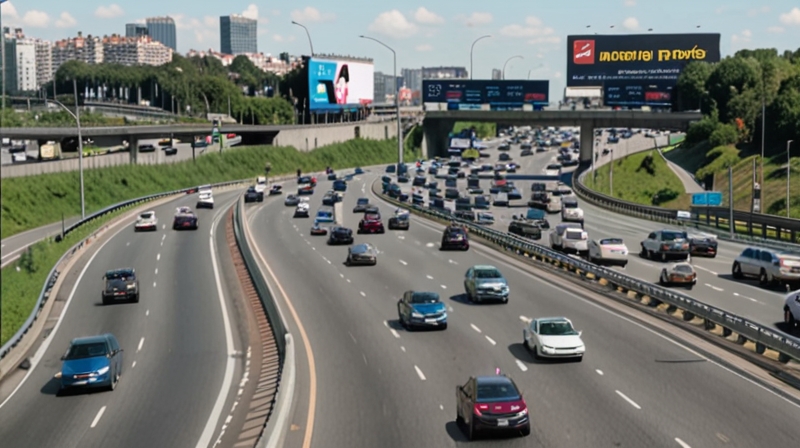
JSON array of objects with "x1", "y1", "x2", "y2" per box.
[{"x1": 2, "y1": 1, "x2": 800, "y2": 98}]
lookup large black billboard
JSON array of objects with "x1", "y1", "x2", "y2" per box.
[
  {"x1": 566, "y1": 33, "x2": 720, "y2": 87},
  {"x1": 422, "y1": 80, "x2": 549, "y2": 110}
]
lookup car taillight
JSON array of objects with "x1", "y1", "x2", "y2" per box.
[{"x1": 474, "y1": 404, "x2": 489, "y2": 416}]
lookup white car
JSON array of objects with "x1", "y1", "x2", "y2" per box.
[
  {"x1": 523, "y1": 317, "x2": 585, "y2": 361},
  {"x1": 134, "y1": 211, "x2": 158, "y2": 231},
  {"x1": 254, "y1": 176, "x2": 267, "y2": 194},
  {"x1": 550, "y1": 223, "x2": 588, "y2": 254},
  {"x1": 196, "y1": 185, "x2": 214, "y2": 209},
  {"x1": 561, "y1": 197, "x2": 584, "y2": 223},
  {"x1": 544, "y1": 164, "x2": 562, "y2": 176},
  {"x1": 588, "y1": 238, "x2": 628, "y2": 267},
  {"x1": 476, "y1": 212, "x2": 495, "y2": 225},
  {"x1": 294, "y1": 202, "x2": 310, "y2": 218},
  {"x1": 784, "y1": 290, "x2": 800, "y2": 329}
]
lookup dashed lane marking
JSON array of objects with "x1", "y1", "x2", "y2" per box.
[
  {"x1": 695, "y1": 265, "x2": 718, "y2": 276},
  {"x1": 516, "y1": 360, "x2": 528, "y2": 372},
  {"x1": 425, "y1": 243, "x2": 435, "y2": 248},
  {"x1": 596, "y1": 369, "x2": 604, "y2": 376},
  {"x1": 705, "y1": 283, "x2": 724, "y2": 292},
  {"x1": 146, "y1": 309, "x2": 149, "y2": 316},
  {"x1": 401, "y1": 346, "x2": 406, "y2": 352},
  {"x1": 153, "y1": 282, "x2": 157, "y2": 288},
  {"x1": 360, "y1": 291, "x2": 366, "y2": 297},
  {"x1": 154, "y1": 268, "x2": 158, "y2": 275},
  {"x1": 426, "y1": 275, "x2": 433, "y2": 280},
  {"x1": 90, "y1": 406, "x2": 107, "y2": 428},
  {"x1": 132, "y1": 361, "x2": 137, "y2": 369},
  {"x1": 615, "y1": 390, "x2": 641, "y2": 410},
  {"x1": 156, "y1": 253, "x2": 161, "y2": 261},
  {"x1": 390, "y1": 329, "x2": 400, "y2": 339},
  {"x1": 485, "y1": 336, "x2": 497, "y2": 346},
  {"x1": 340, "y1": 273, "x2": 344, "y2": 278},
  {"x1": 399, "y1": 260, "x2": 408, "y2": 265},
  {"x1": 470, "y1": 324, "x2": 482, "y2": 333},
  {"x1": 519, "y1": 315, "x2": 531, "y2": 323},
  {"x1": 733, "y1": 292, "x2": 759, "y2": 303},
  {"x1": 414, "y1": 365, "x2": 427, "y2": 381},
  {"x1": 448, "y1": 259, "x2": 457, "y2": 265},
  {"x1": 675, "y1": 438, "x2": 692, "y2": 448},
  {"x1": 347, "y1": 279, "x2": 351, "y2": 283},
  {"x1": 137, "y1": 337, "x2": 145, "y2": 352}
]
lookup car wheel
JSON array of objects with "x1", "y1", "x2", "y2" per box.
[
  {"x1": 109, "y1": 371, "x2": 117, "y2": 391},
  {"x1": 532, "y1": 345, "x2": 541, "y2": 360},
  {"x1": 640, "y1": 244, "x2": 647, "y2": 258},
  {"x1": 441, "y1": 323, "x2": 448, "y2": 330},
  {"x1": 456, "y1": 412, "x2": 464, "y2": 426},
  {"x1": 785, "y1": 309, "x2": 796, "y2": 327},
  {"x1": 133, "y1": 293, "x2": 139, "y2": 303},
  {"x1": 621, "y1": 262, "x2": 628, "y2": 268},
  {"x1": 660, "y1": 251, "x2": 667, "y2": 262},
  {"x1": 659, "y1": 271, "x2": 669, "y2": 286},
  {"x1": 502, "y1": 296, "x2": 508, "y2": 304},
  {"x1": 732, "y1": 262, "x2": 743, "y2": 279},
  {"x1": 102, "y1": 297, "x2": 109, "y2": 306},
  {"x1": 759, "y1": 269, "x2": 770, "y2": 286}
]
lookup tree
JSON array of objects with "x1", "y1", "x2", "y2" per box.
[
  {"x1": 705, "y1": 56, "x2": 761, "y2": 123},
  {"x1": 676, "y1": 61, "x2": 713, "y2": 111}
]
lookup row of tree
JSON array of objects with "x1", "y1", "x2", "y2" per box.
[{"x1": 678, "y1": 48, "x2": 800, "y2": 154}]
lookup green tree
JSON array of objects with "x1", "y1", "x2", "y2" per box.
[
  {"x1": 676, "y1": 61, "x2": 713, "y2": 111},
  {"x1": 705, "y1": 56, "x2": 761, "y2": 123}
]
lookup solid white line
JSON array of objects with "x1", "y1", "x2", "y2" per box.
[
  {"x1": 485, "y1": 336, "x2": 497, "y2": 346},
  {"x1": 360, "y1": 291, "x2": 366, "y2": 297},
  {"x1": 399, "y1": 260, "x2": 407, "y2": 265},
  {"x1": 615, "y1": 390, "x2": 642, "y2": 410},
  {"x1": 426, "y1": 275, "x2": 434, "y2": 280},
  {"x1": 596, "y1": 369, "x2": 604, "y2": 376},
  {"x1": 704, "y1": 283, "x2": 724, "y2": 292},
  {"x1": 675, "y1": 437, "x2": 692, "y2": 448},
  {"x1": 90, "y1": 406, "x2": 107, "y2": 428},
  {"x1": 137, "y1": 337, "x2": 144, "y2": 352},
  {"x1": 414, "y1": 365, "x2": 426, "y2": 381},
  {"x1": 390, "y1": 329, "x2": 400, "y2": 339},
  {"x1": 156, "y1": 253, "x2": 160, "y2": 261},
  {"x1": 515, "y1": 360, "x2": 528, "y2": 372},
  {"x1": 470, "y1": 324, "x2": 482, "y2": 333}
]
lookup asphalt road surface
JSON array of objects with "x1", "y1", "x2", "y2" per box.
[{"x1": 245, "y1": 170, "x2": 800, "y2": 448}]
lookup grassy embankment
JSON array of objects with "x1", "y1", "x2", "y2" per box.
[
  {"x1": 1, "y1": 138, "x2": 416, "y2": 345},
  {"x1": 2, "y1": 107, "x2": 205, "y2": 128},
  {"x1": 453, "y1": 122, "x2": 497, "y2": 139}
]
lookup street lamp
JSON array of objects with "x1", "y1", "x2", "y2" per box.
[
  {"x1": 360, "y1": 35, "x2": 403, "y2": 171},
  {"x1": 46, "y1": 79, "x2": 85, "y2": 219},
  {"x1": 470, "y1": 35, "x2": 491, "y2": 80},
  {"x1": 502, "y1": 55, "x2": 523, "y2": 80},
  {"x1": 527, "y1": 64, "x2": 544, "y2": 79},
  {"x1": 291, "y1": 21, "x2": 314, "y2": 56},
  {"x1": 788, "y1": 140, "x2": 794, "y2": 218}
]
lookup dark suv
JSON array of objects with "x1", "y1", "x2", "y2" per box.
[
  {"x1": 328, "y1": 226, "x2": 354, "y2": 245},
  {"x1": 102, "y1": 268, "x2": 139, "y2": 304},
  {"x1": 441, "y1": 225, "x2": 469, "y2": 250}
]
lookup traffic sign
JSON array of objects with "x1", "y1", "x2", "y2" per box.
[{"x1": 691, "y1": 191, "x2": 722, "y2": 206}]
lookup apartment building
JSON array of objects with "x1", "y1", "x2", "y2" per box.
[
  {"x1": 52, "y1": 32, "x2": 104, "y2": 73},
  {"x1": 102, "y1": 34, "x2": 172, "y2": 66}
]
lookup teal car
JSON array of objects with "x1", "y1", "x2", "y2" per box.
[
  {"x1": 397, "y1": 291, "x2": 447, "y2": 330},
  {"x1": 59, "y1": 333, "x2": 123, "y2": 392}
]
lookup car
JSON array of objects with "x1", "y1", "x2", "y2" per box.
[
  {"x1": 498, "y1": 153, "x2": 511, "y2": 161},
  {"x1": 315, "y1": 206, "x2": 335, "y2": 223},
  {"x1": 550, "y1": 223, "x2": 588, "y2": 254},
  {"x1": 353, "y1": 198, "x2": 370, "y2": 213},
  {"x1": 346, "y1": 243, "x2": 378, "y2": 266},
  {"x1": 327, "y1": 172, "x2": 338, "y2": 181},
  {"x1": 522, "y1": 208, "x2": 549, "y2": 227},
  {"x1": 640, "y1": 230, "x2": 690, "y2": 261},
  {"x1": 784, "y1": 290, "x2": 800, "y2": 330},
  {"x1": 544, "y1": 164, "x2": 562, "y2": 176},
  {"x1": 520, "y1": 143, "x2": 532, "y2": 150},
  {"x1": 523, "y1": 317, "x2": 585, "y2": 361},
  {"x1": 412, "y1": 175, "x2": 426, "y2": 187},
  {"x1": 398, "y1": 174, "x2": 410, "y2": 183},
  {"x1": 588, "y1": 238, "x2": 629, "y2": 267},
  {"x1": 284, "y1": 195, "x2": 300, "y2": 206},
  {"x1": 659, "y1": 262, "x2": 697, "y2": 288},
  {"x1": 456, "y1": 374, "x2": 530, "y2": 440},
  {"x1": 134, "y1": 211, "x2": 158, "y2": 231},
  {"x1": 358, "y1": 213, "x2": 385, "y2": 234},
  {"x1": 561, "y1": 196, "x2": 584, "y2": 223},
  {"x1": 388, "y1": 209, "x2": 410, "y2": 230},
  {"x1": 59, "y1": 334, "x2": 123, "y2": 392},
  {"x1": 474, "y1": 195, "x2": 490, "y2": 210},
  {"x1": 492, "y1": 192, "x2": 509, "y2": 207},
  {"x1": 173, "y1": 206, "x2": 198, "y2": 230},
  {"x1": 244, "y1": 186, "x2": 264, "y2": 203},
  {"x1": 322, "y1": 192, "x2": 341, "y2": 206},
  {"x1": 498, "y1": 143, "x2": 511, "y2": 151},
  {"x1": 354, "y1": 167, "x2": 364, "y2": 175},
  {"x1": 476, "y1": 212, "x2": 495, "y2": 225},
  {"x1": 363, "y1": 205, "x2": 380, "y2": 215},
  {"x1": 333, "y1": 179, "x2": 347, "y2": 192},
  {"x1": 269, "y1": 184, "x2": 283, "y2": 195},
  {"x1": 310, "y1": 222, "x2": 328, "y2": 236},
  {"x1": 464, "y1": 265, "x2": 509, "y2": 303},
  {"x1": 138, "y1": 143, "x2": 156, "y2": 152},
  {"x1": 441, "y1": 224, "x2": 469, "y2": 250},
  {"x1": 298, "y1": 185, "x2": 315, "y2": 195},
  {"x1": 688, "y1": 233, "x2": 718, "y2": 258},
  {"x1": 397, "y1": 291, "x2": 447, "y2": 329},
  {"x1": 158, "y1": 138, "x2": 172, "y2": 147},
  {"x1": 164, "y1": 147, "x2": 178, "y2": 156},
  {"x1": 494, "y1": 163, "x2": 507, "y2": 172},
  {"x1": 385, "y1": 164, "x2": 396, "y2": 173},
  {"x1": 328, "y1": 226, "x2": 354, "y2": 245},
  {"x1": 508, "y1": 219, "x2": 543, "y2": 240},
  {"x1": 732, "y1": 247, "x2": 800, "y2": 288},
  {"x1": 298, "y1": 176, "x2": 316, "y2": 186},
  {"x1": 196, "y1": 185, "x2": 214, "y2": 209},
  {"x1": 608, "y1": 135, "x2": 620, "y2": 143},
  {"x1": 294, "y1": 203, "x2": 310, "y2": 218},
  {"x1": 102, "y1": 268, "x2": 139, "y2": 304},
  {"x1": 520, "y1": 148, "x2": 533, "y2": 156}
]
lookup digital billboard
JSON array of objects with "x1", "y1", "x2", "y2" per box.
[
  {"x1": 308, "y1": 58, "x2": 374, "y2": 111},
  {"x1": 422, "y1": 80, "x2": 549, "y2": 110},
  {"x1": 603, "y1": 81, "x2": 675, "y2": 107}
]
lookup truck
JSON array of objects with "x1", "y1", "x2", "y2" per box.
[{"x1": 39, "y1": 141, "x2": 60, "y2": 160}]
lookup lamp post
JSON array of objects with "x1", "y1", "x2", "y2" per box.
[
  {"x1": 470, "y1": 35, "x2": 491, "y2": 80},
  {"x1": 527, "y1": 63, "x2": 544, "y2": 79},
  {"x1": 360, "y1": 35, "x2": 403, "y2": 170},
  {"x1": 788, "y1": 140, "x2": 794, "y2": 218},
  {"x1": 502, "y1": 55, "x2": 523, "y2": 80},
  {"x1": 291, "y1": 21, "x2": 314, "y2": 56},
  {"x1": 46, "y1": 79, "x2": 85, "y2": 218}
]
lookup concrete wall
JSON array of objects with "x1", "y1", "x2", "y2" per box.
[{"x1": 272, "y1": 120, "x2": 398, "y2": 152}]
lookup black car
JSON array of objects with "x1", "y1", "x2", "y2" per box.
[
  {"x1": 328, "y1": 226, "x2": 354, "y2": 245},
  {"x1": 102, "y1": 268, "x2": 139, "y2": 305},
  {"x1": 413, "y1": 176, "x2": 426, "y2": 187},
  {"x1": 520, "y1": 148, "x2": 533, "y2": 156},
  {"x1": 353, "y1": 198, "x2": 370, "y2": 213},
  {"x1": 689, "y1": 235, "x2": 718, "y2": 258},
  {"x1": 508, "y1": 220, "x2": 543, "y2": 240},
  {"x1": 441, "y1": 225, "x2": 469, "y2": 250},
  {"x1": 498, "y1": 153, "x2": 511, "y2": 161},
  {"x1": 454, "y1": 210, "x2": 476, "y2": 222},
  {"x1": 385, "y1": 164, "x2": 396, "y2": 173},
  {"x1": 138, "y1": 144, "x2": 156, "y2": 152},
  {"x1": 327, "y1": 172, "x2": 338, "y2": 180},
  {"x1": 269, "y1": 185, "x2": 283, "y2": 195},
  {"x1": 528, "y1": 192, "x2": 549, "y2": 209},
  {"x1": 244, "y1": 186, "x2": 264, "y2": 203},
  {"x1": 520, "y1": 143, "x2": 532, "y2": 150},
  {"x1": 346, "y1": 243, "x2": 378, "y2": 266},
  {"x1": 498, "y1": 143, "x2": 511, "y2": 151},
  {"x1": 388, "y1": 213, "x2": 410, "y2": 230},
  {"x1": 456, "y1": 375, "x2": 530, "y2": 440},
  {"x1": 164, "y1": 147, "x2": 178, "y2": 156}
]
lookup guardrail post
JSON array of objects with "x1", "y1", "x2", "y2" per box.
[
  {"x1": 722, "y1": 327, "x2": 732, "y2": 337},
  {"x1": 755, "y1": 342, "x2": 766, "y2": 355},
  {"x1": 703, "y1": 319, "x2": 715, "y2": 330},
  {"x1": 735, "y1": 334, "x2": 747, "y2": 345}
]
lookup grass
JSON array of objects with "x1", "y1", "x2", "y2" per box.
[
  {"x1": 1, "y1": 138, "x2": 415, "y2": 239},
  {"x1": 2, "y1": 108, "x2": 206, "y2": 128},
  {"x1": 453, "y1": 122, "x2": 496, "y2": 139}
]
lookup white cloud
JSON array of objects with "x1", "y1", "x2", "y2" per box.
[
  {"x1": 528, "y1": 36, "x2": 561, "y2": 44},
  {"x1": 242, "y1": 4, "x2": 267, "y2": 23},
  {"x1": 367, "y1": 10, "x2": 418, "y2": 38},
  {"x1": 272, "y1": 34, "x2": 295, "y2": 42},
  {"x1": 290, "y1": 6, "x2": 335, "y2": 23},
  {"x1": 414, "y1": 7, "x2": 444, "y2": 24},
  {"x1": 500, "y1": 16, "x2": 555, "y2": 38},
  {"x1": 622, "y1": 17, "x2": 639, "y2": 30},
  {"x1": 172, "y1": 14, "x2": 218, "y2": 47},
  {"x1": 747, "y1": 6, "x2": 770, "y2": 17},
  {"x1": 95, "y1": 4, "x2": 124, "y2": 19},
  {"x1": 416, "y1": 43, "x2": 433, "y2": 52},
  {"x1": 731, "y1": 29, "x2": 752, "y2": 44},
  {"x1": 780, "y1": 7, "x2": 800, "y2": 25},
  {"x1": 767, "y1": 26, "x2": 785, "y2": 33},
  {"x1": 55, "y1": 12, "x2": 77, "y2": 28},
  {"x1": 1, "y1": 1, "x2": 19, "y2": 21},
  {"x1": 22, "y1": 10, "x2": 50, "y2": 28},
  {"x1": 624, "y1": 0, "x2": 636, "y2": 6},
  {"x1": 456, "y1": 12, "x2": 493, "y2": 27},
  {"x1": 554, "y1": 71, "x2": 562, "y2": 78}
]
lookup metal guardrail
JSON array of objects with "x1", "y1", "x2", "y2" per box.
[{"x1": 374, "y1": 180, "x2": 800, "y2": 364}]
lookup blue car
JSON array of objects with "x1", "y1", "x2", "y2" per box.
[
  {"x1": 315, "y1": 206, "x2": 335, "y2": 223},
  {"x1": 59, "y1": 333, "x2": 123, "y2": 392},
  {"x1": 397, "y1": 291, "x2": 447, "y2": 330},
  {"x1": 385, "y1": 165, "x2": 396, "y2": 173},
  {"x1": 333, "y1": 180, "x2": 347, "y2": 191},
  {"x1": 354, "y1": 167, "x2": 364, "y2": 175}
]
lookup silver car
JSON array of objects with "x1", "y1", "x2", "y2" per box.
[
  {"x1": 732, "y1": 247, "x2": 800, "y2": 288},
  {"x1": 464, "y1": 265, "x2": 509, "y2": 303},
  {"x1": 346, "y1": 243, "x2": 378, "y2": 266}
]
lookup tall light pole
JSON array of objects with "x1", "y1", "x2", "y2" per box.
[
  {"x1": 502, "y1": 55, "x2": 523, "y2": 80},
  {"x1": 788, "y1": 140, "x2": 794, "y2": 218},
  {"x1": 469, "y1": 35, "x2": 491, "y2": 80},
  {"x1": 527, "y1": 63, "x2": 544, "y2": 79},
  {"x1": 45, "y1": 80, "x2": 85, "y2": 218},
  {"x1": 291, "y1": 21, "x2": 314, "y2": 56},
  {"x1": 360, "y1": 35, "x2": 403, "y2": 170}
]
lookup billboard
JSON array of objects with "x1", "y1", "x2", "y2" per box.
[
  {"x1": 308, "y1": 58, "x2": 374, "y2": 111},
  {"x1": 422, "y1": 80, "x2": 549, "y2": 110}
]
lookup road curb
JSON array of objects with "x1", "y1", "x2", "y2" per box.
[{"x1": 260, "y1": 334, "x2": 295, "y2": 448}]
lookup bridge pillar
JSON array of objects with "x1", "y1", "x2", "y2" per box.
[
  {"x1": 579, "y1": 120, "x2": 596, "y2": 164},
  {"x1": 422, "y1": 117, "x2": 456, "y2": 159},
  {"x1": 129, "y1": 137, "x2": 138, "y2": 164}
]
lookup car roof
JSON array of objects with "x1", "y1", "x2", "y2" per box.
[
  {"x1": 106, "y1": 268, "x2": 134, "y2": 277},
  {"x1": 472, "y1": 265, "x2": 498, "y2": 271},
  {"x1": 71, "y1": 334, "x2": 110, "y2": 345},
  {"x1": 535, "y1": 317, "x2": 571, "y2": 324},
  {"x1": 475, "y1": 375, "x2": 516, "y2": 387},
  {"x1": 351, "y1": 243, "x2": 374, "y2": 252}
]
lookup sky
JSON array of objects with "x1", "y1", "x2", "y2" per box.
[{"x1": 2, "y1": 1, "x2": 800, "y2": 98}]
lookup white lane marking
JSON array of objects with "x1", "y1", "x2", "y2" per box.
[
  {"x1": 390, "y1": 329, "x2": 400, "y2": 339},
  {"x1": 326, "y1": 259, "x2": 331, "y2": 264},
  {"x1": 340, "y1": 273, "x2": 344, "y2": 278},
  {"x1": 154, "y1": 268, "x2": 158, "y2": 275},
  {"x1": 146, "y1": 309, "x2": 149, "y2": 316},
  {"x1": 401, "y1": 346, "x2": 406, "y2": 352},
  {"x1": 132, "y1": 361, "x2": 137, "y2": 369},
  {"x1": 156, "y1": 253, "x2": 161, "y2": 261},
  {"x1": 347, "y1": 279, "x2": 351, "y2": 283},
  {"x1": 705, "y1": 283, "x2": 724, "y2": 292},
  {"x1": 137, "y1": 337, "x2": 145, "y2": 352},
  {"x1": 312, "y1": 247, "x2": 316, "y2": 251},
  {"x1": 695, "y1": 265, "x2": 718, "y2": 276},
  {"x1": 162, "y1": 224, "x2": 166, "y2": 229},
  {"x1": 448, "y1": 306, "x2": 453, "y2": 312},
  {"x1": 322, "y1": 256, "x2": 328, "y2": 262},
  {"x1": 440, "y1": 284, "x2": 447, "y2": 289},
  {"x1": 90, "y1": 406, "x2": 107, "y2": 428},
  {"x1": 675, "y1": 438, "x2": 692, "y2": 448},
  {"x1": 399, "y1": 260, "x2": 408, "y2": 265},
  {"x1": 485, "y1": 336, "x2": 497, "y2": 346},
  {"x1": 306, "y1": 241, "x2": 310, "y2": 245},
  {"x1": 300, "y1": 234, "x2": 304, "y2": 237},
  {"x1": 519, "y1": 315, "x2": 531, "y2": 323},
  {"x1": 126, "y1": 242, "x2": 130, "y2": 246},
  {"x1": 426, "y1": 275, "x2": 434, "y2": 280},
  {"x1": 397, "y1": 235, "x2": 405, "y2": 240},
  {"x1": 640, "y1": 261, "x2": 654, "y2": 268},
  {"x1": 363, "y1": 354, "x2": 368, "y2": 365},
  {"x1": 426, "y1": 243, "x2": 435, "y2": 248},
  {"x1": 414, "y1": 365, "x2": 427, "y2": 381},
  {"x1": 615, "y1": 390, "x2": 642, "y2": 410},
  {"x1": 161, "y1": 241, "x2": 164, "y2": 246},
  {"x1": 448, "y1": 259, "x2": 457, "y2": 265},
  {"x1": 153, "y1": 282, "x2": 157, "y2": 288},
  {"x1": 516, "y1": 360, "x2": 529, "y2": 372},
  {"x1": 439, "y1": 404, "x2": 444, "y2": 410},
  {"x1": 596, "y1": 369, "x2": 604, "y2": 376},
  {"x1": 733, "y1": 292, "x2": 759, "y2": 303},
  {"x1": 383, "y1": 320, "x2": 390, "y2": 328},
  {"x1": 360, "y1": 291, "x2": 366, "y2": 297},
  {"x1": 162, "y1": 234, "x2": 166, "y2": 240},
  {"x1": 470, "y1": 324, "x2": 482, "y2": 333}
]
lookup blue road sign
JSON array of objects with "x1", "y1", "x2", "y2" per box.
[{"x1": 692, "y1": 191, "x2": 722, "y2": 206}]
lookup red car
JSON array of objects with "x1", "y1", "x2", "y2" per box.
[
  {"x1": 456, "y1": 375, "x2": 530, "y2": 440},
  {"x1": 358, "y1": 213, "x2": 385, "y2": 234}
]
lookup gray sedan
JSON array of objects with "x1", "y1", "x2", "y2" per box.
[
  {"x1": 463, "y1": 265, "x2": 509, "y2": 303},
  {"x1": 346, "y1": 243, "x2": 378, "y2": 266}
]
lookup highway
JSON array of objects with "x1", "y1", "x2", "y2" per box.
[
  {"x1": 0, "y1": 189, "x2": 246, "y2": 448},
  {"x1": 246, "y1": 170, "x2": 800, "y2": 447}
]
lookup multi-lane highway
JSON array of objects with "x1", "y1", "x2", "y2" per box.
[
  {"x1": 0, "y1": 190, "x2": 247, "y2": 447},
  {"x1": 246, "y1": 168, "x2": 800, "y2": 447}
]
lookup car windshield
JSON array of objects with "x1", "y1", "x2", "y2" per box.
[
  {"x1": 106, "y1": 270, "x2": 133, "y2": 280},
  {"x1": 357, "y1": 198, "x2": 369, "y2": 205},
  {"x1": 539, "y1": 321, "x2": 578, "y2": 336},
  {"x1": 411, "y1": 292, "x2": 440, "y2": 303},
  {"x1": 662, "y1": 231, "x2": 687, "y2": 241},
  {"x1": 600, "y1": 238, "x2": 624, "y2": 245},
  {"x1": 476, "y1": 381, "x2": 521, "y2": 403},
  {"x1": 139, "y1": 213, "x2": 153, "y2": 219},
  {"x1": 365, "y1": 214, "x2": 380, "y2": 221},
  {"x1": 475, "y1": 268, "x2": 503, "y2": 279},
  {"x1": 563, "y1": 202, "x2": 578, "y2": 209},
  {"x1": 65, "y1": 342, "x2": 108, "y2": 360},
  {"x1": 317, "y1": 211, "x2": 332, "y2": 217},
  {"x1": 674, "y1": 264, "x2": 694, "y2": 273},
  {"x1": 565, "y1": 230, "x2": 585, "y2": 240}
]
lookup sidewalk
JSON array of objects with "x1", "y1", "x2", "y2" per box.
[{"x1": 658, "y1": 149, "x2": 705, "y2": 194}]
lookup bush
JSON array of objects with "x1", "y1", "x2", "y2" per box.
[
  {"x1": 696, "y1": 145, "x2": 741, "y2": 179},
  {"x1": 685, "y1": 114, "x2": 719, "y2": 145},
  {"x1": 453, "y1": 122, "x2": 496, "y2": 139},
  {"x1": 708, "y1": 123, "x2": 739, "y2": 148}
]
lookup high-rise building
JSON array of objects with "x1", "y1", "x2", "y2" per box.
[
  {"x1": 34, "y1": 39, "x2": 53, "y2": 87},
  {"x1": 2, "y1": 28, "x2": 39, "y2": 92},
  {"x1": 3, "y1": 28, "x2": 19, "y2": 94},
  {"x1": 220, "y1": 15, "x2": 257, "y2": 55},
  {"x1": 125, "y1": 23, "x2": 149, "y2": 38},
  {"x1": 146, "y1": 17, "x2": 176, "y2": 51},
  {"x1": 491, "y1": 69, "x2": 502, "y2": 80},
  {"x1": 373, "y1": 71, "x2": 397, "y2": 103},
  {"x1": 52, "y1": 32, "x2": 104, "y2": 73},
  {"x1": 401, "y1": 68, "x2": 422, "y2": 92},
  {"x1": 102, "y1": 34, "x2": 173, "y2": 66},
  {"x1": 422, "y1": 66, "x2": 468, "y2": 79}
]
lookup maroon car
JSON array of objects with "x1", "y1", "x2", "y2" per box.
[
  {"x1": 456, "y1": 375, "x2": 530, "y2": 440},
  {"x1": 358, "y1": 213, "x2": 385, "y2": 234}
]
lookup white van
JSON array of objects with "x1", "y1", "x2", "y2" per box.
[
  {"x1": 197, "y1": 185, "x2": 214, "y2": 209},
  {"x1": 255, "y1": 176, "x2": 267, "y2": 193},
  {"x1": 546, "y1": 191, "x2": 562, "y2": 213}
]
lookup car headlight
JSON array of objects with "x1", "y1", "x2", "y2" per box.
[
  {"x1": 542, "y1": 345, "x2": 555, "y2": 353},
  {"x1": 515, "y1": 408, "x2": 528, "y2": 417},
  {"x1": 96, "y1": 366, "x2": 109, "y2": 375},
  {"x1": 411, "y1": 312, "x2": 424, "y2": 318}
]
